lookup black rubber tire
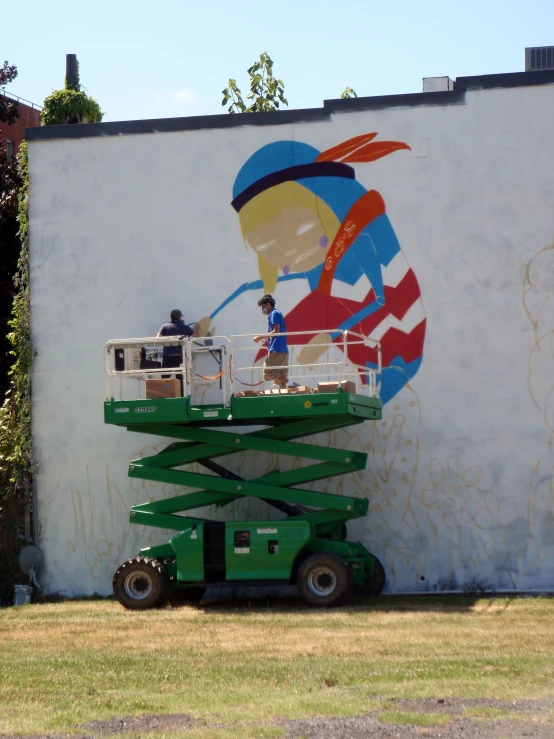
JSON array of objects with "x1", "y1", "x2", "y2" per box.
[
  {"x1": 360, "y1": 554, "x2": 386, "y2": 597},
  {"x1": 113, "y1": 557, "x2": 169, "y2": 610},
  {"x1": 170, "y1": 586, "x2": 206, "y2": 604},
  {"x1": 297, "y1": 553, "x2": 353, "y2": 608}
]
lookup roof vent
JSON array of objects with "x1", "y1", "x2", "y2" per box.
[
  {"x1": 525, "y1": 46, "x2": 554, "y2": 71},
  {"x1": 422, "y1": 76, "x2": 454, "y2": 92}
]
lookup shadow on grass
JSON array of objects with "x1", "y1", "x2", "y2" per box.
[
  {"x1": 15, "y1": 591, "x2": 481, "y2": 614},
  {"x1": 18, "y1": 590, "x2": 552, "y2": 615},
  {"x1": 192, "y1": 593, "x2": 487, "y2": 615}
]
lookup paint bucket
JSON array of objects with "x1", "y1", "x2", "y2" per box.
[{"x1": 13, "y1": 584, "x2": 33, "y2": 606}]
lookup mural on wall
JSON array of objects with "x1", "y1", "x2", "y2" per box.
[
  {"x1": 65, "y1": 136, "x2": 554, "y2": 595},
  {"x1": 68, "y1": 131, "x2": 434, "y2": 590},
  {"x1": 523, "y1": 242, "x2": 554, "y2": 445},
  {"x1": 195, "y1": 133, "x2": 426, "y2": 404},
  {"x1": 418, "y1": 455, "x2": 530, "y2": 590},
  {"x1": 522, "y1": 241, "x2": 554, "y2": 582}
]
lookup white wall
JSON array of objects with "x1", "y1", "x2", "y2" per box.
[{"x1": 28, "y1": 82, "x2": 554, "y2": 595}]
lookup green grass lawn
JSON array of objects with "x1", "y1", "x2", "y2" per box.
[{"x1": 1, "y1": 596, "x2": 553, "y2": 737}]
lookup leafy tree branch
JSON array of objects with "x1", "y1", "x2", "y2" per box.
[{"x1": 222, "y1": 52, "x2": 288, "y2": 113}]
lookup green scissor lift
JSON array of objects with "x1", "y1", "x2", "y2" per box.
[{"x1": 104, "y1": 335, "x2": 385, "y2": 608}]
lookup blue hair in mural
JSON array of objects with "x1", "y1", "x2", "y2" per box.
[{"x1": 209, "y1": 134, "x2": 426, "y2": 404}]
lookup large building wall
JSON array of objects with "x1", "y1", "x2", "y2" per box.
[{"x1": 27, "y1": 73, "x2": 554, "y2": 595}]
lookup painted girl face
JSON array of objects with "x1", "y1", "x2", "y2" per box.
[{"x1": 244, "y1": 205, "x2": 336, "y2": 274}]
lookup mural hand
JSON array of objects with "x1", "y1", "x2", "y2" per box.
[
  {"x1": 194, "y1": 316, "x2": 213, "y2": 338},
  {"x1": 297, "y1": 333, "x2": 331, "y2": 366}
]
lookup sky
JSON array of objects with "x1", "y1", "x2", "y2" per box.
[{"x1": 3, "y1": 0, "x2": 554, "y2": 123}]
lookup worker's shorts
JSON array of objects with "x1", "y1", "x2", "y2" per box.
[{"x1": 263, "y1": 351, "x2": 288, "y2": 382}]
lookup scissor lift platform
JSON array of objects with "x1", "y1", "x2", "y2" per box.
[
  {"x1": 104, "y1": 330, "x2": 385, "y2": 609},
  {"x1": 104, "y1": 388, "x2": 381, "y2": 427}
]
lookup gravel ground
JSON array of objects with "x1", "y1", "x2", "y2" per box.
[
  {"x1": 84, "y1": 713, "x2": 201, "y2": 735},
  {"x1": 1, "y1": 713, "x2": 201, "y2": 739},
  {"x1": 2, "y1": 697, "x2": 553, "y2": 738},
  {"x1": 281, "y1": 698, "x2": 554, "y2": 738},
  {"x1": 282, "y1": 715, "x2": 554, "y2": 738}
]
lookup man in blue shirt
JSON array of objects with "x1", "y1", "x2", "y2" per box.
[{"x1": 254, "y1": 295, "x2": 296, "y2": 389}]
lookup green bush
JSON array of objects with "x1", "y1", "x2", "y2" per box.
[{"x1": 41, "y1": 89, "x2": 103, "y2": 126}]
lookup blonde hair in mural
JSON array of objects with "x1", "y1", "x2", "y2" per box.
[{"x1": 238, "y1": 181, "x2": 341, "y2": 293}]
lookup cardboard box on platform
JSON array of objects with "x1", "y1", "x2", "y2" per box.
[
  {"x1": 340, "y1": 380, "x2": 356, "y2": 393},
  {"x1": 317, "y1": 380, "x2": 356, "y2": 394},
  {"x1": 145, "y1": 378, "x2": 181, "y2": 399},
  {"x1": 317, "y1": 382, "x2": 339, "y2": 393},
  {"x1": 284, "y1": 385, "x2": 312, "y2": 394}
]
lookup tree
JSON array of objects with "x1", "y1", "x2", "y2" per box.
[
  {"x1": 222, "y1": 52, "x2": 288, "y2": 113},
  {"x1": 0, "y1": 61, "x2": 19, "y2": 128},
  {"x1": 222, "y1": 53, "x2": 358, "y2": 112},
  {"x1": 0, "y1": 61, "x2": 28, "y2": 600},
  {"x1": 0, "y1": 61, "x2": 22, "y2": 402},
  {"x1": 340, "y1": 87, "x2": 358, "y2": 99},
  {"x1": 0, "y1": 60, "x2": 20, "y2": 219}
]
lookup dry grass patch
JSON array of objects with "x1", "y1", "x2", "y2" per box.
[
  {"x1": 1, "y1": 596, "x2": 553, "y2": 736},
  {"x1": 116, "y1": 727, "x2": 287, "y2": 739}
]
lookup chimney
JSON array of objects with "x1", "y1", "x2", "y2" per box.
[{"x1": 66, "y1": 54, "x2": 79, "y2": 90}]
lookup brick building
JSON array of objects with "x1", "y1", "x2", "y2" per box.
[{"x1": 0, "y1": 93, "x2": 41, "y2": 158}]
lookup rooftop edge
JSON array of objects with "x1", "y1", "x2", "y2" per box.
[{"x1": 25, "y1": 69, "x2": 554, "y2": 142}]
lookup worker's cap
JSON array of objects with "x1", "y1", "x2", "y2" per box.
[{"x1": 170, "y1": 309, "x2": 183, "y2": 321}]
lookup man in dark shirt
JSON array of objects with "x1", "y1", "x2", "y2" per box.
[{"x1": 157, "y1": 309, "x2": 194, "y2": 368}]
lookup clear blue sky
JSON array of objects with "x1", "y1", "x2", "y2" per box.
[{"x1": 4, "y1": 0, "x2": 554, "y2": 122}]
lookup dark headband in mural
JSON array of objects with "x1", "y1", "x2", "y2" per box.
[{"x1": 231, "y1": 161, "x2": 355, "y2": 213}]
